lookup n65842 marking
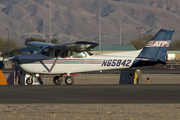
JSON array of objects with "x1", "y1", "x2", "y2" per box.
[{"x1": 101, "y1": 59, "x2": 131, "y2": 67}]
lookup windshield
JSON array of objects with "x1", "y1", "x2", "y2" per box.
[
  {"x1": 87, "y1": 51, "x2": 93, "y2": 56},
  {"x1": 72, "y1": 51, "x2": 87, "y2": 58}
]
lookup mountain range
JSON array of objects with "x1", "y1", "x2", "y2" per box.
[{"x1": 0, "y1": 0, "x2": 180, "y2": 45}]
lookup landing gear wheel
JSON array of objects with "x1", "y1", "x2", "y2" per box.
[
  {"x1": 53, "y1": 76, "x2": 62, "y2": 85},
  {"x1": 65, "y1": 76, "x2": 74, "y2": 85},
  {"x1": 26, "y1": 77, "x2": 33, "y2": 85}
]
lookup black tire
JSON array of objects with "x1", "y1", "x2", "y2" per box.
[
  {"x1": 26, "y1": 77, "x2": 33, "y2": 85},
  {"x1": 65, "y1": 76, "x2": 74, "y2": 85},
  {"x1": 37, "y1": 77, "x2": 43, "y2": 85},
  {"x1": 53, "y1": 76, "x2": 62, "y2": 85},
  {"x1": 39, "y1": 79, "x2": 43, "y2": 85}
]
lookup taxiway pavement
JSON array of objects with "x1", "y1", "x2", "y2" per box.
[{"x1": 0, "y1": 85, "x2": 180, "y2": 104}]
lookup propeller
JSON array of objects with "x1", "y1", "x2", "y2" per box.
[{"x1": 9, "y1": 56, "x2": 19, "y2": 63}]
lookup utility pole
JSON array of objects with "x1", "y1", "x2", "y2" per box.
[
  {"x1": 5, "y1": 28, "x2": 9, "y2": 56},
  {"x1": 136, "y1": 27, "x2": 143, "y2": 50},
  {"x1": 49, "y1": 0, "x2": 52, "y2": 43},
  {"x1": 43, "y1": 19, "x2": 45, "y2": 40},
  {"x1": 99, "y1": 0, "x2": 101, "y2": 54},
  {"x1": 119, "y1": 21, "x2": 121, "y2": 45}
]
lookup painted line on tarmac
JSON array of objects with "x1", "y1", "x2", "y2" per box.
[
  {"x1": 163, "y1": 89, "x2": 180, "y2": 91},
  {"x1": 85, "y1": 89, "x2": 106, "y2": 91},
  {"x1": 125, "y1": 89, "x2": 145, "y2": 91},
  {"x1": 47, "y1": 90, "x2": 66, "y2": 92},
  {"x1": 7, "y1": 90, "x2": 27, "y2": 92}
]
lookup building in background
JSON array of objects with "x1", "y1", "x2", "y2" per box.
[{"x1": 91, "y1": 45, "x2": 136, "y2": 54}]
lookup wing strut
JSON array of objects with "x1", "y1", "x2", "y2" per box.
[{"x1": 49, "y1": 47, "x2": 64, "y2": 73}]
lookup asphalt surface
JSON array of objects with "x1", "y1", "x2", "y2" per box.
[
  {"x1": 0, "y1": 85, "x2": 180, "y2": 104},
  {"x1": 2, "y1": 67, "x2": 180, "y2": 74},
  {"x1": 1, "y1": 68, "x2": 180, "y2": 104}
]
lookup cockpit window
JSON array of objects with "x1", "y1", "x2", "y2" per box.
[
  {"x1": 41, "y1": 48, "x2": 53, "y2": 56},
  {"x1": 72, "y1": 51, "x2": 87, "y2": 58},
  {"x1": 54, "y1": 50, "x2": 71, "y2": 58}
]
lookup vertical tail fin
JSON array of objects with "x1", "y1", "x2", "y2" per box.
[{"x1": 137, "y1": 29, "x2": 174, "y2": 64}]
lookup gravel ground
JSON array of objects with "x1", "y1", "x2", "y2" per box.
[
  {"x1": 1, "y1": 73, "x2": 180, "y2": 120},
  {"x1": 0, "y1": 104, "x2": 180, "y2": 120}
]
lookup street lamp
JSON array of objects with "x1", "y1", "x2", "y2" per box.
[
  {"x1": 136, "y1": 27, "x2": 143, "y2": 50},
  {"x1": 5, "y1": 28, "x2": 9, "y2": 56}
]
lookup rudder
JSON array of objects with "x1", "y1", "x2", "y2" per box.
[{"x1": 137, "y1": 29, "x2": 174, "y2": 64}]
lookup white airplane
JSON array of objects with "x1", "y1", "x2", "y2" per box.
[{"x1": 11, "y1": 29, "x2": 174, "y2": 85}]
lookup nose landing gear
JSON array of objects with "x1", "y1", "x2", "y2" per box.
[
  {"x1": 26, "y1": 77, "x2": 33, "y2": 85},
  {"x1": 26, "y1": 75, "x2": 43, "y2": 85}
]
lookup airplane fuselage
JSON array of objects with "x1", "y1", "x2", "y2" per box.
[{"x1": 16, "y1": 51, "x2": 139, "y2": 75}]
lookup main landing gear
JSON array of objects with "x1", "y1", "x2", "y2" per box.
[
  {"x1": 65, "y1": 76, "x2": 74, "y2": 85},
  {"x1": 53, "y1": 75, "x2": 74, "y2": 85},
  {"x1": 53, "y1": 75, "x2": 63, "y2": 85}
]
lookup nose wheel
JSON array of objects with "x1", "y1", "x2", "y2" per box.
[{"x1": 26, "y1": 77, "x2": 33, "y2": 85}]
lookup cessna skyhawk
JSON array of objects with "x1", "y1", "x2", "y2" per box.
[{"x1": 11, "y1": 29, "x2": 174, "y2": 85}]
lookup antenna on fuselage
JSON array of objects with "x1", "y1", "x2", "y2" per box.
[
  {"x1": 72, "y1": 38, "x2": 78, "y2": 42},
  {"x1": 67, "y1": 38, "x2": 73, "y2": 43},
  {"x1": 67, "y1": 38, "x2": 78, "y2": 43}
]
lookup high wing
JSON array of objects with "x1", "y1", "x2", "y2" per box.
[
  {"x1": 27, "y1": 41, "x2": 53, "y2": 48},
  {"x1": 50, "y1": 41, "x2": 99, "y2": 51},
  {"x1": 27, "y1": 41, "x2": 99, "y2": 51}
]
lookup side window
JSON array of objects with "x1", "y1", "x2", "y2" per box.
[
  {"x1": 41, "y1": 48, "x2": 53, "y2": 56},
  {"x1": 54, "y1": 50, "x2": 71, "y2": 58},
  {"x1": 65, "y1": 51, "x2": 71, "y2": 58},
  {"x1": 54, "y1": 50, "x2": 60, "y2": 57},
  {"x1": 72, "y1": 51, "x2": 87, "y2": 58}
]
